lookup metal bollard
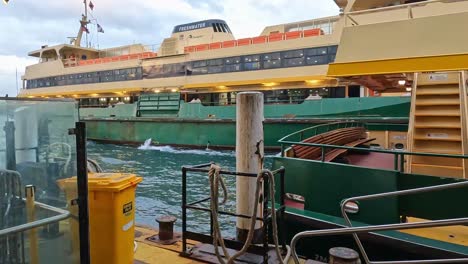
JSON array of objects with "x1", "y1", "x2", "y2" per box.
[
  {"x1": 156, "y1": 216, "x2": 177, "y2": 241},
  {"x1": 329, "y1": 247, "x2": 360, "y2": 264}
]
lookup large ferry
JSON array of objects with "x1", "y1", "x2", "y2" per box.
[{"x1": 14, "y1": 0, "x2": 437, "y2": 148}]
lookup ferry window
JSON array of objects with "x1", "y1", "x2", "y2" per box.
[
  {"x1": 224, "y1": 24, "x2": 232, "y2": 33},
  {"x1": 220, "y1": 24, "x2": 227, "y2": 33},
  {"x1": 306, "y1": 55, "x2": 328, "y2": 65},
  {"x1": 191, "y1": 66, "x2": 208, "y2": 75},
  {"x1": 284, "y1": 57, "x2": 304, "y2": 67},
  {"x1": 306, "y1": 47, "x2": 328, "y2": 56},
  {"x1": 329, "y1": 54, "x2": 336, "y2": 63},
  {"x1": 215, "y1": 23, "x2": 222, "y2": 33},
  {"x1": 244, "y1": 55, "x2": 260, "y2": 62},
  {"x1": 263, "y1": 53, "x2": 281, "y2": 61},
  {"x1": 328, "y1": 45, "x2": 338, "y2": 54},
  {"x1": 208, "y1": 59, "x2": 223, "y2": 66},
  {"x1": 193, "y1": 60, "x2": 207, "y2": 68},
  {"x1": 225, "y1": 57, "x2": 241, "y2": 65},
  {"x1": 282, "y1": 50, "x2": 304, "y2": 59},
  {"x1": 263, "y1": 52, "x2": 282, "y2": 69},
  {"x1": 225, "y1": 64, "x2": 242, "y2": 72},
  {"x1": 208, "y1": 66, "x2": 224, "y2": 74},
  {"x1": 212, "y1": 23, "x2": 218, "y2": 32}
]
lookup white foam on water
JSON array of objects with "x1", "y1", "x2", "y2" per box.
[{"x1": 137, "y1": 138, "x2": 235, "y2": 156}]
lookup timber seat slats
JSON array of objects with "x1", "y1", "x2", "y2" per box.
[
  {"x1": 319, "y1": 138, "x2": 376, "y2": 162},
  {"x1": 292, "y1": 127, "x2": 372, "y2": 160}
]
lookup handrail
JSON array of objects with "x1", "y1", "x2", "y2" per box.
[
  {"x1": 347, "y1": 0, "x2": 441, "y2": 16},
  {"x1": 278, "y1": 121, "x2": 364, "y2": 143},
  {"x1": 340, "y1": 180, "x2": 468, "y2": 264},
  {"x1": 289, "y1": 181, "x2": 468, "y2": 264},
  {"x1": 0, "y1": 200, "x2": 71, "y2": 237}
]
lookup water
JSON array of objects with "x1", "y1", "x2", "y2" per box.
[{"x1": 87, "y1": 140, "x2": 276, "y2": 237}]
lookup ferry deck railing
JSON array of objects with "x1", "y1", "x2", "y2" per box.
[
  {"x1": 278, "y1": 121, "x2": 468, "y2": 173},
  {"x1": 345, "y1": 0, "x2": 462, "y2": 26},
  {"x1": 290, "y1": 180, "x2": 468, "y2": 264}
]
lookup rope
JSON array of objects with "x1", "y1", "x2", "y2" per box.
[{"x1": 208, "y1": 164, "x2": 291, "y2": 264}]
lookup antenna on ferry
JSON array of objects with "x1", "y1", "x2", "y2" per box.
[{"x1": 75, "y1": 0, "x2": 90, "y2": 47}]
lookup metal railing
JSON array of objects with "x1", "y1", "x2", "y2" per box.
[
  {"x1": 278, "y1": 121, "x2": 468, "y2": 172},
  {"x1": 290, "y1": 180, "x2": 468, "y2": 264},
  {"x1": 345, "y1": 0, "x2": 460, "y2": 26},
  {"x1": 181, "y1": 163, "x2": 287, "y2": 264},
  {"x1": 0, "y1": 200, "x2": 71, "y2": 237}
]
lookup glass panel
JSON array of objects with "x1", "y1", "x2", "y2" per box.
[
  {"x1": 0, "y1": 99, "x2": 80, "y2": 264},
  {"x1": 306, "y1": 55, "x2": 329, "y2": 65}
]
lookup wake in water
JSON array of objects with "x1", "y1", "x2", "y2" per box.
[{"x1": 137, "y1": 138, "x2": 236, "y2": 157}]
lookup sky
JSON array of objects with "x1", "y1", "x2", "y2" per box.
[{"x1": 0, "y1": 0, "x2": 339, "y2": 96}]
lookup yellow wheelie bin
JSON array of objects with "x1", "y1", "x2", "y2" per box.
[{"x1": 58, "y1": 173, "x2": 143, "y2": 264}]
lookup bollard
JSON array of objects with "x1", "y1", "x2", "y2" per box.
[
  {"x1": 329, "y1": 247, "x2": 360, "y2": 264},
  {"x1": 156, "y1": 216, "x2": 177, "y2": 241},
  {"x1": 236, "y1": 92, "x2": 264, "y2": 243}
]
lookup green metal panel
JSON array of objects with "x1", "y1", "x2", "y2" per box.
[
  {"x1": 397, "y1": 173, "x2": 468, "y2": 220},
  {"x1": 79, "y1": 103, "x2": 136, "y2": 118},
  {"x1": 177, "y1": 96, "x2": 411, "y2": 119},
  {"x1": 272, "y1": 157, "x2": 400, "y2": 224}
]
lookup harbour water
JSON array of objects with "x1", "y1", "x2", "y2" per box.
[{"x1": 87, "y1": 141, "x2": 275, "y2": 237}]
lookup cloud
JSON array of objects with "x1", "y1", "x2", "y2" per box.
[{"x1": 0, "y1": 0, "x2": 339, "y2": 96}]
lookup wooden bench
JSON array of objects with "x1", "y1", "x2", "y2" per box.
[{"x1": 292, "y1": 127, "x2": 373, "y2": 161}]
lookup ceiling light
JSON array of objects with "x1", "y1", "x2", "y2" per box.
[
  {"x1": 406, "y1": 87, "x2": 412, "y2": 92},
  {"x1": 306, "y1": 80, "x2": 320, "y2": 85},
  {"x1": 262, "y1": 82, "x2": 278, "y2": 87},
  {"x1": 398, "y1": 80, "x2": 406, "y2": 86},
  {"x1": 90, "y1": 93, "x2": 99, "y2": 97},
  {"x1": 171, "y1": 88, "x2": 178, "y2": 92},
  {"x1": 154, "y1": 89, "x2": 160, "y2": 93},
  {"x1": 217, "y1": 85, "x2": 226, "y2": 89}
]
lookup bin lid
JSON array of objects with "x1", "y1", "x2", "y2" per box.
[{"x1": 57, "y1": 173, "x2": 142, "y2": 192}]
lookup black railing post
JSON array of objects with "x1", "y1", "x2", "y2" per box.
[
  {"x1": 4, "y1": 121, "x2": 16, "y2": 171},
  {"x1": 72, "y1": 122, "x2": 91, "y2": 264},
  {"x1": 394, "y1": 153, "x2": 399, "y2": 171},
  {"x1": 181, "y1": 166, "x2": 187, "y2": 254},
  {"x1": 400, "y1": 154, "x2": 405, "y2": 172}
]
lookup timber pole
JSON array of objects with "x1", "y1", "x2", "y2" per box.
[{"x1": 236, "y1": 92, "x2": 264, "y2": 243}]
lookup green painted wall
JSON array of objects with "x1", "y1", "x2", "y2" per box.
[
  {"x1": 80, "y1": 103, "x2": 136, "y2": 118},
  {"x1": 80, "y1": 96, "x2": 411, "y2": 119},
  {"x1": 272, "y1": 157, "x2": 400, "y2": 225},
  {"x1": 178, "y1": 96, "x2": 411, "y2": 119}
]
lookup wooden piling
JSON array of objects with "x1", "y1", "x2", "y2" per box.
[{"x1": 236, "y1": 92, "x2": 264, "y2": 243}]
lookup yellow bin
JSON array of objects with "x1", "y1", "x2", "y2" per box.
[{"x1": 58, "y1": 173, "x2": 143, "y2": 264}]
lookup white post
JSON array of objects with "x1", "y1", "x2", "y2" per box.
[{"x1": 236, "y1": 92, "x2": 264, "y2": 242}]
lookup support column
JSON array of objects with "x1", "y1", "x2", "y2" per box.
[{"x1": 236, "y1": 92, "x2": 264, "y2": 243}]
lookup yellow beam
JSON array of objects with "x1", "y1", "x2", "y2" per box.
[{"x1": 328, "y1": 53, "x2": 468, "y2": 77}]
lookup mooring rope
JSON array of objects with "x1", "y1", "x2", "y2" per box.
[{"x1": 208, "y1": 164, "x2": 291, "y2": 264}]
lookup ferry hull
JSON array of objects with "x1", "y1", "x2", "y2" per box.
[{"x1": 82, "y1": 97, "x2": 410, "y2": 148}]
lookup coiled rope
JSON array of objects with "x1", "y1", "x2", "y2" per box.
[{"x1": 208, "y1": 164, "x2": 290, "y2": 264}]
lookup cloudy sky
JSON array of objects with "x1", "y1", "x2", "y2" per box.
[{"x1": 0, "y1": 0, "x2": 339, "y2": 96}]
